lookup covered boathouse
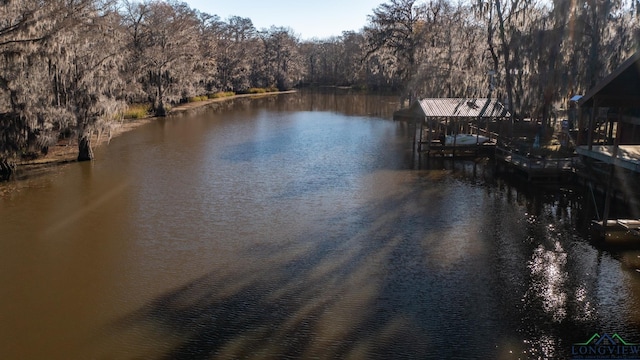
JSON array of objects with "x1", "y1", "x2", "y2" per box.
[
  {"x1": 576, "y1": 51, "x2": 640, "y2": 242},
  {"x1": 393, "y1": 98, "x2": 511, "y2": 157}
]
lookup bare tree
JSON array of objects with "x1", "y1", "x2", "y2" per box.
[
  {"x1": 195, "y1": 11, "x2": 222, "y2": 94},
  {"x1": 364, "y1": 0, "x2": 428, "y2": 103},
  {"x1": 340, "y1": 31, "x2": 368, "y2": 86},
  {"x1": 299, "y1": 37, "x2": 344, "y2": 86},
  {"x1": 215, "y1": 16, "x2": 256, "y2": 92},
  {"x1": 123, "y1": 0, "x2": 201, "y2": 116},
  {"x1": 119, "y1": 0, "x2": 151, "y2": 103},
  {"x1": 1, "y1": 1, "x2": 67, "y2": 174},
  {"x1": 258, "y1": 27, "x2": 302, "y2": 90},
  {"x1": 0, "y1": 0, "x2": 119, "y2": 168},
  {"x1": 52, "y1": 3, "x2": 126, "y2": 161}
]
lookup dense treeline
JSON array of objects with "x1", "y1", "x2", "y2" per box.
[
  {"x1": 1, "y1": 0, "x2": 639, "y2": 177},
  {"x1": 0, "y1": 0, "x2": 304, "y2": 174}
]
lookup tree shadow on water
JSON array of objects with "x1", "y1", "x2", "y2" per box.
[{"x1": 111, "y1": 171, "x2": 524, "y2": 359}]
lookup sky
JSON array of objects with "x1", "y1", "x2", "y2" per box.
[{"x1": 183, "y1": 0, "x2": 384, "y2": 40}]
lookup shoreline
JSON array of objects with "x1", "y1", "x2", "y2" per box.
[{"x1": 14, "y1": 90, "x2": 296, "y2": 173}]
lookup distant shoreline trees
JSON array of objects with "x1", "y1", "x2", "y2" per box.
[{"x1": 1, "y1": 0, "x2": 638, "y2": 178}]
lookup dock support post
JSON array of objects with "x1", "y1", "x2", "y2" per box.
[
  {"x1": 602, "y1": 165, "x2": 614, "y2": 227},
  {"x1": 412, "y1": 117, "x2": 418, "y2": 167},
  {"x1": 587, "y1": 100, "x2": 597, "y2": 151},
  {"x1": 601, "y1": 108, "x2": 623, "y2": 227},
  {"x1": 420, "y1": 118, "x2": 426, "y2": 152}
]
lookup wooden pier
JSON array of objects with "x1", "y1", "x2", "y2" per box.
[
  {"x1": 591, "y1": 219, "x2": 640, "y2": 245},
  {"x1": 494, "y1": 146, "x2": 577, "y2": 181},
  {"x1": 418, "y1": 141, "x2": 496, "y2": 157},
  {"x1": 574, "y1": 50, "x2": 640, "y2": 239}
]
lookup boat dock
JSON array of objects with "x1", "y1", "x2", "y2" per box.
[
  {"x1": 591, "y1": 219, "x2": 640, "y2": 245},
  {"x1": 392, "y1": 51, "x2": 640, "y2": 245},
  {"x1": 494, "y1": 146, "x2": 577, "y2": 182},
  {"x1": 418, "y1": 141, "x2": 496, "y2": 157},
  {"x1": 394, "y1": 97, "x2": 511, "y2": 160}
]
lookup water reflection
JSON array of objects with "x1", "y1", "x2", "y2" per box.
[{"x1": 417, "y1": 158, "x2": 640, "y2": 359}]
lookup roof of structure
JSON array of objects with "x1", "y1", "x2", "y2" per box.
[
  {"x1": 579, "y1": 51, "x2": 640, "y2": 108},
  {"x1": 405, "y1": 98, "x2": 510, "y2": 119}
]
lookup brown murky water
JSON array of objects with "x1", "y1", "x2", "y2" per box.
[{"x1": 1, "y1": 90, "x2": 640, "y2": 359}]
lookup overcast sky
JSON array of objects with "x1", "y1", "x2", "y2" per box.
[{"x1": 183, "y1": 0, "x2": 383, "y2": 40}]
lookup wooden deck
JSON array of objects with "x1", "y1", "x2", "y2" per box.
[
  {"x1": 495, "y1": 146, "x2": 577, "y2": 181},
  {"x1": 419, "y1": 141, "x2": 496, "y2": 157},
  {"x1": 591, "y1": 219, "x2": 640, "y2": 245},
  {"x1": 576, "y1": 145, "x2": 640, "y2": 173}
]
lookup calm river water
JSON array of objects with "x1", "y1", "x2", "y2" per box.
[{"x1": 1, "y1": 90, "x2": 640, "y2": 359}]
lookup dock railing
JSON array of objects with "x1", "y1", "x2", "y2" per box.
[{"x1": 469, "y1": 125, "x2": 501, "y2": 143}]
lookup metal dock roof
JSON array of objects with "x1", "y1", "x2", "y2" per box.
[{"x1": 413, "y1": 98, "x2": 510, "y2": 118}]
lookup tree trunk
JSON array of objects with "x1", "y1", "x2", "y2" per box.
[
  {"x1": 155, "y1": 73, "x2": 167, "y2": 117},
  {"x1": 0, "y1": 159, "x2": 15, "y2": 181},
  {"x1": 77, "y1": 134, "x2": 94, "y2": 161},
  {"x1": 494, "y1": 0, "x2": 515, "y2": 134},
  {"x1": 155, "y1": 100, "x2": 167, "y2": 117},
  {"x1": 487, "y1": 7, "x2": 500, "y2": 100}
]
